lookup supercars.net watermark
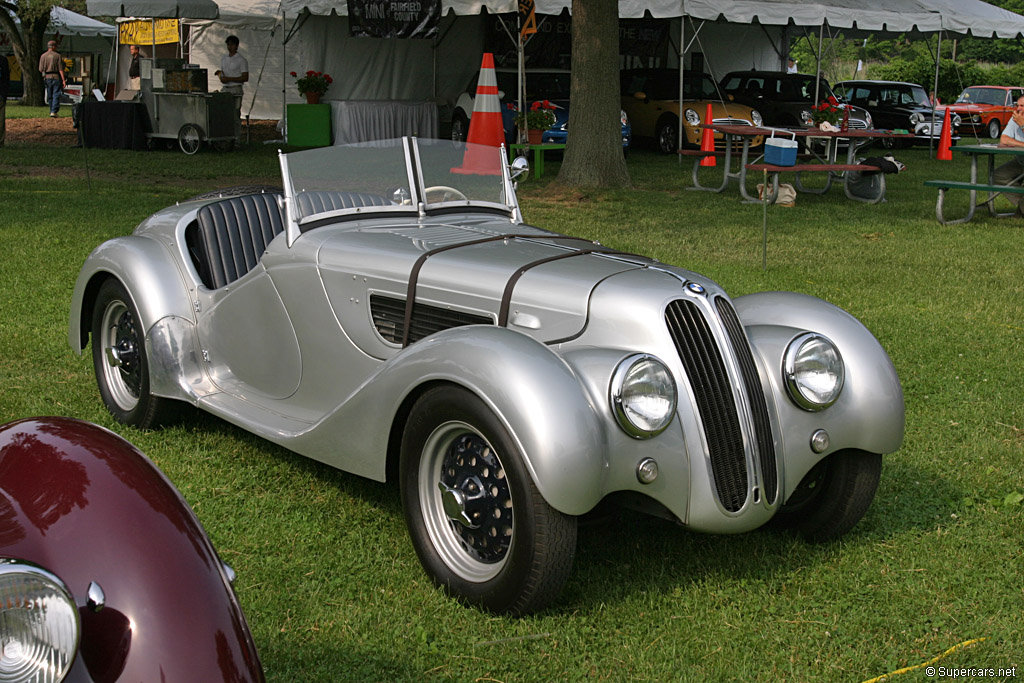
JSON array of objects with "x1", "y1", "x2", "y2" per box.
[{"x1": 925, "y1": 665, "x2": 1017, "y2": 678}]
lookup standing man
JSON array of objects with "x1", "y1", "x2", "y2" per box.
[
  {"x1": 214, "y1": 35, "x2": 248, "y2": 138},
  {"x1": 128, "y1": 45, "x2": 141, "y2": 89},
  {"x1": 994, "y1": 94, "x2": 1024, "y2": 217},
  {"x1": 39, "y1": 40, "x2": 66, "y2": 118},
  {"x1": 0, "y1": 56, "x2": 9, "y2": 147}
]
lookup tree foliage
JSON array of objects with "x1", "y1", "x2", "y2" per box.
[{"x1": 0, "y1": 0, "x2": 85, "y2": 105}]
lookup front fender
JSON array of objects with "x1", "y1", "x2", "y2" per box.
[
  {"x1": 292, "y1": 325, "x2": 607, "y2": 516},
  {"x1": 68, "y1": 235, "x2": 194, "y2": 353},
  {"x1": 733, "y1": 292, "x2": 904, "y2": 498}
]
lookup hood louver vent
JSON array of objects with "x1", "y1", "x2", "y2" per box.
[{"x1": 370, "y1": 295, "x2": 493, "y2": 345}]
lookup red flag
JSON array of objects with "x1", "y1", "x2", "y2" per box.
[{"x1": 519, "y1": 0, "x2": 537, "y2": 38}]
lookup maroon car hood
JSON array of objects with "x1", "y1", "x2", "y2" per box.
[{"x1": 0, "y1": 417, "x2": 264, "y2": 683}]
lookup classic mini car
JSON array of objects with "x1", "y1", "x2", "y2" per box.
[
  {"x1": 0, "y1": 417, "x2": 264, "y2": 682},
  {"x1": 69, "y1": 138, "x2": 904, "y2": 615},
  {"x1": 720, "y1": 70, "x2": 873, "y2": 131},
  {"x1": 833, "y1": 80, "x2": 961, "y2": 148},
  {"x1": 621, "y1": 68, "x2": 764, "y2": 153},
  {"x1": 451, "y1": 67, "x2": 631, "y2": 149},
  {"x1": 945, "y1": 85, "x2": 1024, "y2": 139}
]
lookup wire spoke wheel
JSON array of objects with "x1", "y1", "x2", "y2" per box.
[{"x1": 178, "y1": 123, "x2": 203, "y2": 155}]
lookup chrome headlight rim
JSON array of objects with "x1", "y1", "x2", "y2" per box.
[
  {"x1": 620, "y1": 109, "x2": 629, "y2": 127},
  {"x1": 0, "y1": 559, "x2": 81, "y2": 683},
  {"x1": 751, "y1": 109, "x2": 763, "y2": 127},
  {"x1": 783, "y1": 332, "x2": 845, "y2": 412},
  {"x1": 909, "y1": 112, "x2": 923, "y2": 125},
  {"x1": 684, "y1": 108, "x2": 701, "y2": 126},
  {"x1": 800, "y1": 109, "x2": 813, "y2": 126},
  {"x1": 609, "y1": 353, "x2": 677, "y2": 439}
]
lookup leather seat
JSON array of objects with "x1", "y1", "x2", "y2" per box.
[
  {"x1": 294, "y1": 190, "x2": 390, "y2": 216},
  {"x1": 193, "y1": 192, "x2": 284, "y2": 289}
]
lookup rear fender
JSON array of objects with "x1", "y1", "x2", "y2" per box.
[{"x1": 69, "y1": 236, "x2": 195, "y2": 353}]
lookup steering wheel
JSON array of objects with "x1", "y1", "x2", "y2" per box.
[{"x1": 424, "y1": 185, "x2": 468, "y2": 203}]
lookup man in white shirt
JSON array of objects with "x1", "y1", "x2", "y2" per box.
[
  {"x1": 993, "y1": 95, "x2": 1024, "y2": 217},
  {"x1": 215, "y1": 35, "x2": 248, "y2": 137}
]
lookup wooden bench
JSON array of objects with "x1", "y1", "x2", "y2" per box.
[
  {"x1": 923, "y1": 179, "x2": 1024, "y2": 224},
  {"x1": 747, "y1": 163, "x2": 884, "y2": 204}
]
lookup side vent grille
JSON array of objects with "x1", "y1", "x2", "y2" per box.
[
  {"x1": 370, "y1": 295, "x2": 493, "y2": 345},
  {"x1": 714, "y1": 297, "x2": 777, "y2": 504},
  {"x1": 665, "y1": 299, "x2": 748, "y2": 512}
]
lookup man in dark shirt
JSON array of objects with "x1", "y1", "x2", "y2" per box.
[
  {"x1": 0, "y1": 56, "x2": 9, "y2": 146},
  {"x1": 38, "y1": 40, "x2": 66, "y2": 117},
  {"x1": 128, "y1": 45, "x2": 141, "y2": 89}
]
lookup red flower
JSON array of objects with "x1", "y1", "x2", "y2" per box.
[
  {"x1": 827, "y1": 95, "x2": 838, "y2": 106},
  {"x1": 290, "y1": 71, "x2": 297, "y2": 77},
  {"x1": 325, "y1": 75, "x2": 333, "y2": 84},
  {"x1": 306, "y1": 70, "x2": 315, "y2": 76}
]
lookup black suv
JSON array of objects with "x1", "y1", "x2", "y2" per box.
[
  {"x1": 832, "y1": 80, "x2": 960, "y2": 148},
  {"x1": 720, "y1": 71, "x2": 872, "y2": 130}
]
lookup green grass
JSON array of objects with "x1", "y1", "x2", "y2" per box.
[{"x1": 2, "y1": 134, "x2": 1022, "y2": 682}]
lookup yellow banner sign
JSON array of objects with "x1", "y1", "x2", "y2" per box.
[{"x1": 119, "y1": 19, "x2": 180, "y2": 45}]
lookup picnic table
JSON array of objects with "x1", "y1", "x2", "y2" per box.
[
  {"x1": 686, "y1": 123, "x2": 911, "y2": 204},
  {"x1": 923, "y1": 143, "x2": 1024, "y2": 224}
]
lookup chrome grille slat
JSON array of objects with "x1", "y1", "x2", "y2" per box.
[
  {"x1": 665, "y1": 299, "x2": 748, "y2": 512},
  {"x1": 714, "y1": 297, "x2": 778, "y2": 504}
]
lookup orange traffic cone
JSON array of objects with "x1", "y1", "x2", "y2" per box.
[
  {"x1": 699, "y1": 103, "x2": 716, "y2": 167},
  {"x1": 452, "y1": 52, "x2": 504, "y2": 175},
  {"x1": 937, "y1": 107, "x2": 953, "y2": 161}
]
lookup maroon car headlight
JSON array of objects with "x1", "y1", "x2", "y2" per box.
[{"x1": 0, "y1": 561, "x2": 80, "y2": 683}]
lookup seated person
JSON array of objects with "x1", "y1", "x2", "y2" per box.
[{"x1": 993, "y1": 94, "x2": 1024, "y2": 217}]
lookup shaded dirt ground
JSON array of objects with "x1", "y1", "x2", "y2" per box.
[{"x1": 4, "y1": 116, "x2": 282, "y2": 146}]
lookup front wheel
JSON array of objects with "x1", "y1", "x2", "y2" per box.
[
  {"x1": 656, "y1": 118, "x2": 679, "y2": 154},
  {"x1": 988, "y1": 119, "x2": 1002, "y2": 139},
  {"x1": 450, "y1": 112, "x2": 469, "y2": 142},
  {"x1": 400, "y1": 385, "x2": 576, "y2": 615},
  {"x1": 91, "y1": 279, "x2": 177, "y2": 428},
  {"x1": 770, "y1": 449, "x2": 882, "y2": 542},
  {"x1": 178, "y1": 123, "x2": 203, "y2": 155}
]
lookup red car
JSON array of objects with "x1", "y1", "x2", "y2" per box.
[
  {"x1": 946, "y1": 85, "x2": 1024, "y2": 139},
  {"x1": 0, "y1": 417, "x2": 265, "y2": 682}
]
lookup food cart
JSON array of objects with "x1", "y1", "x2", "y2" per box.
[{"x1": 137, "y1": 57, "x2": 237, "y2": 153}]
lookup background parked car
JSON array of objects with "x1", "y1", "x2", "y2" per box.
[
  {"x1": 0, "y1": 417, "x2": 264, "y2": 682},
  {"x1": 451, "y1": 68, "x2": 630, "y2": 150},
  {"x1": 621, "y1": 68, "x2": 764, "y2": 153},
  {"x1": 833, "y1": 79, "x2": 961, "y2": 149},
  {"x1": 945, "y1": 85, "x2": 1024, "y2": 139},
  {"x1": 720, "y1": 71, "x2": 873, "y2": 131}
]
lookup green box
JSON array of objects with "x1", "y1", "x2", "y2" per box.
[{"x1": 287, "y1": 103, "x2": 332, "y2": 147}]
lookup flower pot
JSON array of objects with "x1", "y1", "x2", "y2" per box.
[
  {"x1": 527, "y1": 128, "x2": 543, "y2": 145},
  {"x1": 305, "y1": 92, "x2": 321, "y2": 105}
]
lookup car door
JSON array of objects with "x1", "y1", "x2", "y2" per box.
[{"x1": 621, "y1": 72, "x2": 662, "y2": 137}]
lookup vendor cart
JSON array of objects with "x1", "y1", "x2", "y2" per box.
[{"x1": 138, "y1": 57, "x2": 237, "y2": 154}]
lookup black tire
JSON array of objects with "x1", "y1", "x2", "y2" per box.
[
  {"x1": 400, "y1": 385, "x2": 576, "y2": 615},
  {"x1": 178, "y1": 123, "x2": 203, "y2": 155},
  {"x1": 185, "y1": 185, "x2": 282, "y2": 202},
  {"x1": 656, "y1": 118, "x2": 679, "y2": 154},
  {"x1": 770, "y1": 449, "x2": 882, "y2": 542},
  {"x1": 988, "y1": 119, "x2": 1002, "y2": 139},
  {"x1": 91, "y1": 279, "x2": 177, "y2": 428},
  {"x1": 450, "y1": 111, "x2": 469, "y2": 142}
]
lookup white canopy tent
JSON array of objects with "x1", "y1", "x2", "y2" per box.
[{"x1": 182, "y1": 0, "x2": 1024, "y2": 121}]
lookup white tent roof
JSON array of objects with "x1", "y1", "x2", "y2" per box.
[
  {"x1": 50, "y1": 7, "x2": 117, "y2": 36},
  {"x1": 87, "y1": 0, "x2": 219, "y2": 19},
  {"x1": 243, "y1": 0, "x2": 1024, "y2": 39}
]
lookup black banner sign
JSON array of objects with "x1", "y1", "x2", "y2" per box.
[{"x1": 348, "y1": 0, "x2": 441, "y2": 39}]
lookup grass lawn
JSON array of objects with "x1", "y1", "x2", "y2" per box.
[{"x1": 1, "y1": 132, "x2": 1021, "y2": 682}]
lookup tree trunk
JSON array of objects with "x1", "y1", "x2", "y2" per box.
[
  {"x1": 0, "y1": 7, "x2": 51, "y2": 106},
  {"x1": 556, "y1": 0, "x2": 630, "y2": 188}
]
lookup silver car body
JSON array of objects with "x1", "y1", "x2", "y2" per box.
[{"x1": 69, "y1": 138, "x2": 903, "y2": 537}]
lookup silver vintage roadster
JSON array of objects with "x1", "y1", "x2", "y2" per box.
[{"x1": 70, "y1": 138, "x2": 904, "y2": 614}]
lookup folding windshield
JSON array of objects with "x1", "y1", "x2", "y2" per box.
[{"x1": 279, "y1": 138, "x2": 515, "y2": 233}]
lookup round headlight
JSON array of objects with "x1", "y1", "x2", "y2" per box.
[
  {"x1": 783, "y1": 333, "x2": 845, "y2": 411},
  {"x1": 909, "y1": 112, "x2": 923, "y2": 125},
  {"x1": 952, "y1": 113, "x2": 962, "y2": 127},
  {"x1": 620, "y1": 109, "x2": 629, "y2": 127},
  {"x1": 610, "y1": 354, "x2": 677, "y2": 438},
  {"x1": 751, "y1": 109, "x2": 763, "y2": 127},
  {"x1": 684, "y1": 108, "x2": 701, "y2": 126},
  {"x1": 864, "y1": 111, "x2": 873, "y2": 128},
  {"x1": 800, "y1": 109, "x2": 813, "y2": 126},
  {"x1": 0, "y1": 561, "x2": 80, "y2": 683}
]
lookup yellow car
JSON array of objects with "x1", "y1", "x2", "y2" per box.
[{"x1": 622, "y1": 68, "x2": 764, "y2": 153}]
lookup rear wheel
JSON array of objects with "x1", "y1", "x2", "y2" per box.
[
  {"x1": 988, "y1": 118, "x2": 1002, "y2": 139},
  {"x1": 450, "y1": 112, "x2": 469, "y2": 142},
  {"x1": 91, "y1": 279, "x2": 176, "y2": 428},
  {"x1": 178, "y1": 123, "x2": 203, "y2": 155},
  {"x1": 400, "y1": 385, "x2": 576, "y2": 615},
  {"x1": 770, "y1": 449, "x2": 882, "y2": 542}
]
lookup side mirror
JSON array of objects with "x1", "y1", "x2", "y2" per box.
[
  {"x1": 510, "y1": 156, "x2": 529, "y2": 181},
  {"x1": 727, "y1": 93, "x2": 734, "y2": 102}
]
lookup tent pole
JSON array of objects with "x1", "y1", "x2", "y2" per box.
[
  {"x1": 678, "y1": 16, "x2": 684, "y2": 166},
  {"x1": 282, "y1": 11, "x2": 287, "y2": 141},
  {"x1": 931, "y1": 31, "x2": 942, "y2": 158},
  {"x1": 813, "y1": 21, "x2": 823, "y2": 107}
]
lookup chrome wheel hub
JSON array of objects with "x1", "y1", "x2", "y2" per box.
[{"x1": 100, "y1": 301, "x2": 142, "y2": 411}]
